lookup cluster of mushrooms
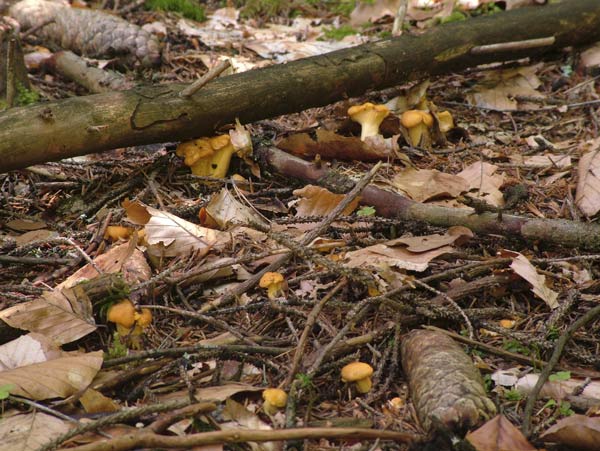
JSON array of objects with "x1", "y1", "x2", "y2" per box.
[{"x1": 348, "y1": 101, "x2": 454, "y2": 147}]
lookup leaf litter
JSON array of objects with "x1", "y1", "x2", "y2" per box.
[{"x1": 2, "y1": 0, "x2": 600, "y2": 450}]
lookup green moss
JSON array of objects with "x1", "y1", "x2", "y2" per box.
[
  {"x1": 146, "y1": 0, "x2": 206, "y2": 22},
  {"x1": 241, "y1": 0, "x2": 290, "y2": 18},
  {"x1": 320, "y1": 24, "x2": 357, "y2": 41},
  {"x1": 439, "y1": 10, "x2": 467, "y2": 24},
  {"x1": 16, "y1": 83, "x2": 40, "y2": 106}
]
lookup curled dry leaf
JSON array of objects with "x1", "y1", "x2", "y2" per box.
[
  {"x1": 540, "y1": 414, "x2": 600, "y2": 451},
  {"x1": 124, "y1": 200, "x2": 231, "y2": 257},
  {"x1": 392, "y1": 168, "x2": 469, "y2": 202},
  {"x1": 401, "y1": 329, "x2": 496, "y2": 433},
  {"x1": 466, "y1": 415, "x2": 536, "y2": 451},
  {"x1": 293, "y1": 185, "x2": 360, "y2": 217},
  {"x1": 345, "y1": 226, "x2": 472, "y2": 272},
  {"x1": 457, "y1": 162, "x2": 505, "y2": 208},
  {"x1": 277, "y1": 129, "x2": 395, "y2": 162},
  {"x1": 505, "y1": 251, "x2": 559, "y2": 309},
  {"x1": 205, "y1": 189, "x2": 268, "y2": 229},
  {"x1": 0, "y1": 412, "x2": 70, "y2": 451},
  {"x1": 575, "y1": 139, "x2": 600, "y2": 217}
]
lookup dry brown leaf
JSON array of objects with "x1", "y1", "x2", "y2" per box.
[
  {"x1": 293, "y1": 185, "x2": 360, "y2": 217},
  {"x1": 466, "y1": 415, "x2": 536, "y2": 451},
  {"x1": 350, "y1": 0, "x2": 399, "y2": 26},
  {"x1": 58, "y1": 241, "x2": 150, "y2": 290},
  {"x1": 467, "y1": 65, "x2": 544, "y2": 111},
  {"x1": 392, "y1": 168, "x2": 469, "y2": 202},
  {"x1": 540, "y1": 415, "x2": 600, "y2": 450},
  {"x1": 0, "y1": 412, "x2": 70, "y2": 451},
  {"x1": 205, "y1": 189, "x2": 268, "y2": 229},
  {"x1": 14, "y1": 229, "x2": 58, "y2": 246},
  {"x1": 277, "y1": 129, "x2": 394, "y2": 161},
  {"x1": 391, "y1": 226, "x2": 473, "y2": 252},
  {"x1": 457, "y1": 162, "x2": 505, "y2": 207},
  {"x1": 5, "y1": 218, "x2": 47, "y2": 231},
  {"x1": 160, "y1": 382, "x2": 262, "y2": 403},
  {"x1": 124, "y1": 200, "x2": 231, "y2": 257},
  {"x1": 222, "y1": 398, "x2": 280, "y2": 451},
  {"x1": 516, "y1": 374, "x2": 600, "y2": 401},
  {"x1": 576, "y1": 139, "x2": 600, "y2": 217},
  {"x1": 0, "y1": 350, "x2": 103, "y2": 400},
  {"x1": 0, "y1": 287, "x2": 96, "y2": 345},
  {"x1": 581, "y1": 42, "x2": 600, "y2": 70},
  {"x1": 509, "y1": 154, "x2": 572, "y2": 169},
  {"x1": 507, "y1": 251, "x2": 559, "y2": 309},
  {"x1": 79, "y1": 388, "x2": 120, "y2": 413},
  {"x1": 0, "y1": 333, "x2": 61, "y2": 370},
  {"x1": 345, "y1": 242, "x2": 454, "y2": 272}
]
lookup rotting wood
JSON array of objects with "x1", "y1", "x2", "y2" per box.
[
  {"x1": 2, "y1": 0, "x2": 600, "y2": 172},
  {"x1": 258, "y1": 146, "x2": 600, "y2": 251}
]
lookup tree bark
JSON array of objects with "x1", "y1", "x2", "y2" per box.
[
  {"x1": 2, "y1": 0, "x2": 600, "y2": 172},
  {"x1": 258, "y1": 146, "x2": 600, "y2": 251}
]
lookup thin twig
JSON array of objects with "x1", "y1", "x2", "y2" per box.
[{"x1": 179, "y1": 60, "x2": 231, "y2": 98}]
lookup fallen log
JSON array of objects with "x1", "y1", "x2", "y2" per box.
[
  {"x1": 258, "y1": 146, "x2": 600, "y2": 251},
  {"x1": 2, "y1": 0, "x2": 600, "y2": 172}
]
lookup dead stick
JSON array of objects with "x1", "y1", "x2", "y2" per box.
[
  {"x1": 258, "y1": 146, "x2": 600, "y2": 251},
  {"x1": 179, "y1": 60, "x2": 231, "y2": 98},
  {"x1": 58, "y1": 427, "x2": 419, "y2": 451}
]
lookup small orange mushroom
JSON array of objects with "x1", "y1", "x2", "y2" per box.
[
  {"x1": 348, "y1": 103, "x2": 390, "y2": 141},
  {"x1": 341, "y1": 362, "x2": 373, "y2": 394},
  {"x1": 401, "y1": 110, "x2": 434, "y2": 146},
  {"x1": 262, "y1": 388, "x2": 288, "y2": 414},
  {"x1": 259, "y1": 272, "x2": 285, "y2": 299}
]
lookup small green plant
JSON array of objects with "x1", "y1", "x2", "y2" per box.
[
  {"x1": 542, "y1": 399, "x2": 575, "y2": 417},
  {"x1": 320, "y1": 24, "x2": 357, "y2": 41},
  {"x1": 107, "y1": 332, "x2": 128, "y2": 359},
  {"x1": 482, "y1": 374, "x2": 493, "y2": 392},
  {"x1": 146, "y1": 0, "x2": 206, "y2": 22},
  {"x1": 357, "y1": 206, "x2": 376, "y2": 217},
  {"x1": 0, "y1": 384, "x2": 14, "y2": 400},
  {"x1": 295, "y1": 373, "x2": 314, "y2": 389},
  {"x1": 16, "y1": 83, "x2": 40, "y2": 106},
  {"x1": 439, "y1": 10, "x2": 467, "y2": 24},
  {"x1": 503, "y1": 339, "x2": 531, "y2": 356},
  {"x1": 548, "y1": 371, "x2": 571, "y2": 382},
  {"x1": 504, "y1": 389, "x2": 522, "y2": 401},
  {"x1": 546, "y1": 326, "x2": 560, "y2": 340}
]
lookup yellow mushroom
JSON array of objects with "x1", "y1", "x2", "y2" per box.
[
  {"x1": 262, "y1": 388, "x2": 288, "y2": 415},
  {"x1": 341, "y1": 362, "x2": 373, "y2": 394},
  {"x1": 107, "y1": 299, "x2": 136, "y2": 336},
  {"x1": 436, "y1": 110, "x2": 454, "y2": 133},
  {"x1": 348, "y1": 102, "x2": 390, "y2": 141},
  {"x1": 104, "y1": 225, "x2": 133, "y2": 242},
  {"x1": 176, "y1": 135, "x2": 236, "y2": 179},
  {"x1": 259, "y1": 272, "x2": 285, "y2": 299},
  {"x1": 401, "y1": 110, "x2": 433, "y2": 146}
]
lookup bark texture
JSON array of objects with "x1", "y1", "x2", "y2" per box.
[
  {"x1": 401, "y1": 329, "x2": 496, "y2": 433},
  {"x1": 1, "y1": 0, "x2": 600, "y2": 171}
]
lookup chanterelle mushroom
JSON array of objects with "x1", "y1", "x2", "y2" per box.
[
  {"x1": 259, "y1": 272, "x2": 285, "y2": 299},
  {"x1": 262, "y1": 388, "x2": 288, "y2": 414},
  {"x1": 348, "y1": 102, "x2": 390, "y2": 141},
  {"x1": 401, "y1": 110, "x2": 433, "y2": 147},
  {"x1": 341, "y1": 362, "x2": 373, "y2": 393}
]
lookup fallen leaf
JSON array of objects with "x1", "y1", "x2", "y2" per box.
[
  {"x1": 467, "y1": 65, "x2": 544, "y2": 111},
  {"x1": 0, "y1": 333, "x2": 61, "y2": 370},
  {"x1": 0, "y1": 287, "x2": 96, "y2": 345},
  {"x1": 458, "y1": 162, "x2": 505, "y2": 207},
  {"x1": 79, "y1": 388, "x2": 120, "y2": 413},
  {"x1": 277, "y1": 129, "x2": 394, "y2": 161},
  {"x1": 540, "y1": 415, "x2": 600, "y2": 450},
  {"x1": 205, "y1": 189, "x2": 268, "y2": 229},
  {"x1": 124, "y1": 200, "x2": 231, "y2": 257},
  {"x1": 14, "y1": 229, "x2": 58, "y2": 246},
  {"x1": 516, "y1": 374, "x2": 600, "y2": 400},
  {"x1": 392, "y1": 168, "x2": 469, "y2": 202},
  {"x1": 390, "y1": 226, "x2": 473, "y2": 252},
  {"x1": 509, "y1": 154, "x2": 571, "y2": 169},
  {"x1": 5, "y1": 219, "x2": 47, "y2": 231},
  {"x1": 222, "y1": 398, "x2": 280, "y2": 451},
  {"x1": 293, "y1": 185, "x2": 360, "y2": 217},
  {"x1": 466, "y1": 415, "x2": 536, "y2": 451},
  {"x1": 576, "y1": 139, "x2": 600, "y2": 217},
  {"x1": 508, "y1": 251, "x2": 559, "y2": 309},
  {"x1": 0, "y1": 350, "x2": 103, "y2": 400},
  {"x1": 345, "y1": 242, "x2": 454, "y2": 272},
  {"x1": 0, "y1": 412, "x2": 70, "y2": 451},
  {"x1": 581, "y1": 42, "x2": 600, "y2": 71}
]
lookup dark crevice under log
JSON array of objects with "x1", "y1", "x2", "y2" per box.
[{"x1": 2, "y1": 0, "x2": 600, "y2": 171}]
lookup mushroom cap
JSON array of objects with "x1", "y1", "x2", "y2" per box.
[
  {"x1": 348, "y1": 103, "x2": 390, "y2": 124},
  {"x1": 262, "y1": 388, "x2": 288, "y2": 408},
  {"x1": 107, "y1": 299, "x2": 136, "y2": 329},
  {"x1": 210, "y1": 134, "x2": 232, "y2": 151},
  {"x1": 401, "y1": 110, "x2": 433, "y2": 128},
  {"x1": 259, "y1": 272, "x2": 284, "y2": 288},
  {"x1": 135, "y1": 308, "x2": 153, "y2": 328},
  {"x1": 341, "y1": 362, "x2": 373, "y2": 382}
]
